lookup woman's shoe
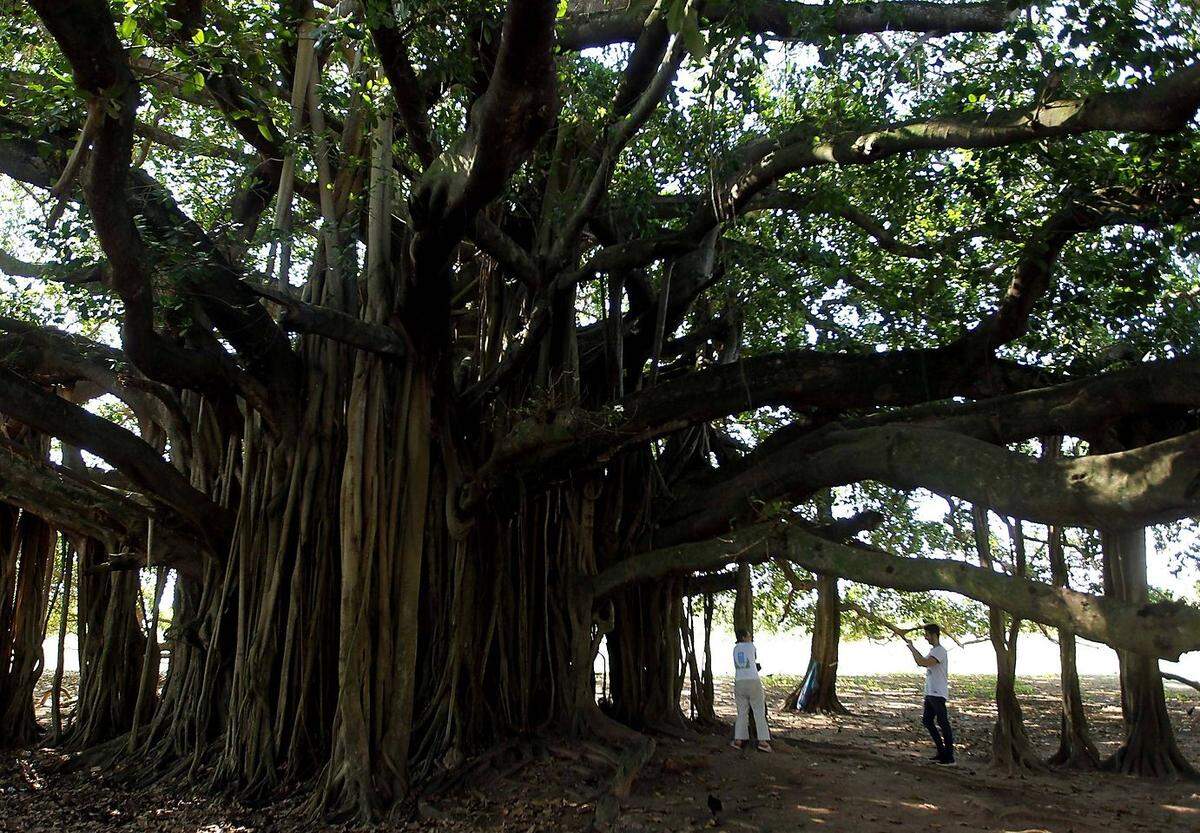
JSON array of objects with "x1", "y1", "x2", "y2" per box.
[
  {"x1": 730, "y1": 740, "x2": 746, "y2": 749},
  {"x1": 757, "y1": 741, "x2": 773, "y2": 752}
]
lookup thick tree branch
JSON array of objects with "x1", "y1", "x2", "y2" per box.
[
  {"x1": 0, "y1": 366, "x2": 230, "y2": 547},
  {"x1": 476, "y1": 346, "x2": 1054, "y2": 483},
  {"x1": 469, "y1": 215, "x2": 541, "y2": 288},
  {"x1": 559, "y1": 0, "x2": 1019, "y2": 50},
  {"x1": 955, "y1": 182, "x2": 1200, "y2": 353},
  {"x1": 686, "y1": 63, "x2": 1200, "y2": 237},
  {"x1": 242, "y1": 279, "x2": 408, "y2": 357},
  {"x1": 0, "y1": 316, "x2": 190, "y2": 450},
  {"x1": 593, "y1": 518, "x2": 1200, "y2": 660},
  {"x1": 660, "y1": 423, "x2": 1200, "y2": 543},
  {"x1": 409, "y1": 0, "x2": 558, "y2": 277},
  {"x1": 890, "y1": 358, "x2": 1200, "y2": 443},
  {"x1": 370, "y1": 14, "x2": 437, "y2": 167},
  {"x1": 0, "y1": 437, "x2": 207, "y2": 576}
]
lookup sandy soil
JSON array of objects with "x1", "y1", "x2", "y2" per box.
[{"x1": 2, "y1": 674, "x2": 1199, "y2": 832}]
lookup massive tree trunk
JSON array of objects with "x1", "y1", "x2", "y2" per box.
[{"x1": 1103, "y1": 528, "x2": 1196, "y2": 777}]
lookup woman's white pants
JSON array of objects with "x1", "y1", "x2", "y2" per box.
[{"x1": 733, "y1": 678, "x2": 770, "y2": 741}]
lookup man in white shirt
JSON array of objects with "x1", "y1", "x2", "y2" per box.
[
  {"x1": 730, "y1": 630, "x2": 772, "y2": 752},
  {"x1": 904, "y1": 623, "x2": 955, "y2": 765}
]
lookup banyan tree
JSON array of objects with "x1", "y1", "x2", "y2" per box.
[{"x1": 2, "y1": 0, "x2": 1200, "y2": 820}]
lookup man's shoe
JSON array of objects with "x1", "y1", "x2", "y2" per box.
[{"x1": 935, "y1": 756, "x2": 957, "y2": 766}]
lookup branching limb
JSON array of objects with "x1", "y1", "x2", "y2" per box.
[
  {"x1": 0, "y1": 366, "x2": 230, "y2": 547},
  {"x1": 0, "y1": 437, "x2": 207, "y2": 575},
  {"x1": 409, "y1": 0, "x2": 559, "y2": 277},
  {"x1": 477, "y1": 347, "x2": 1053, "y2": 483},
  {"x1": 685, "y1": 63, "x2": 1200, "y2": 237},
  {"x1": 659, "y1": 423, "x2": 1200, "y2": 542},
  {"x1": 955, "y1": 182, "x2": 1200, "y2": 354},
  {"x1": 594, "y1": 518, "x2": 1200, "y2": 660}
]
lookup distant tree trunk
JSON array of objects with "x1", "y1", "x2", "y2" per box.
[
  {"x1": 973, "y1": 505, "x2": 1043, "y2": 771},
  {"x1": 1042, "y1": 437, "x2": 1098, "y2": 769},
  {"x1": 1102, "y1": 527, "x2": 1195, "y2": 777},
  {"x1": 796, "y1": 574, "x2": 847, "y2": 714}
]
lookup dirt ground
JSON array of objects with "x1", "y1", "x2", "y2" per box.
[{"x1": 3, "y1": 674, "x2": 1200, "y2": 832}]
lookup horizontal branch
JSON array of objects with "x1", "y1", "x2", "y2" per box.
[
  {"x1": 594, "y1": 519, "x2": 1200, "y2": 660},
  {"x1": 659, "y1": 422, "x2": 1200, "y2": 543},
  {"x1": 242, "y1": 280, "x2": 408, "y2": 357},
  {"x1": 0, "y1": 316, "x2": 190, "y2": 447},
  {"x1": 1162, "y1": 671, "x2": 1200, "y2": 693},
  {"x1": 0, "y1": 366, "x2": 230, "y2": 547},
  {"x1": 899, "y1": 358, "x2": 1200, "y2": 443},
  {"x1": 686, "y1": 63, "x2": 1200, "y2": 235},
  {"x1": 476, "y1": 346, "x2": 1053, "y2": 483},
  {"x1": 0, "y1": 438, "x2": 207, "y2": 576},
  {"x1": 559, "y1": 0, "x2": 1018, "y2": 49}
]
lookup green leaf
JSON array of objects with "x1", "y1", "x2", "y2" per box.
[
  {"x1": 119, "y1": 16, "x2": 137, "y2": 38},
  {"x1": 556, "y1": 0, "x2": 569, "y2": 19},
  {"x1": 192, "y1": 28, "x2": 206, "y2": 45}
]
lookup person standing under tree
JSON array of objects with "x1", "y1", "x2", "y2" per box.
[
  {"x1": 730, "y1": 630, "x2": 772, "y2": 752},
  {"x1": 905, "y1": 623, "x2": 955, "y2": 765}
]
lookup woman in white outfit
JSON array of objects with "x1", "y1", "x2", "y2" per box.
[{"x1": 730, "y1": 629, "x2": 772, "y2": 751}]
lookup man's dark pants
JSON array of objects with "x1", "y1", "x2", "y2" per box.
[{"x1": 922, "y1": 695, "x2": 954, "y2": 761}]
